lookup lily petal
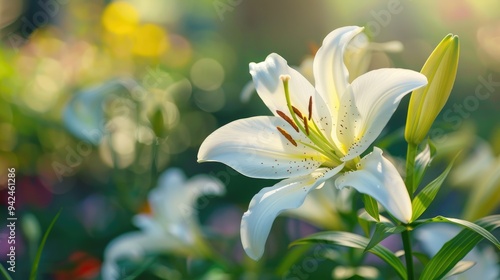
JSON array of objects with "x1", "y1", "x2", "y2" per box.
[
  {"x1": 249, "y1": 53, "x2": 334, "y2": 138},
  {"x1": 336, "y1": 147, "x2": 412, "y2": 223},
  {"x1": 337, "y1": 69, "x2": 427, "y2": 160},
  {"x1": 313, "y1": 26, "x2": 364, "y2": 113},
  {"x1": 250, "y1": 53, "x2": 315, "y2": 117},
  {"x1": 241, "y1": 165, "x2": 344, "y2": 260},
  {"x1": 198, "y1": 116, "x2": 325, "y2": 179}
]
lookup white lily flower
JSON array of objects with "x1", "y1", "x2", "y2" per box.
[
  {"x1": 416, "y1": 224, "x2": 500, "y2": 280},
  {"x1": 101, "y1": 168, "x2": 225, "y2": 280},
  {"x1": 198, "y1": 26, "x2": 427, "y2": 260}
]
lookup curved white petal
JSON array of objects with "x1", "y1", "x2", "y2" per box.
[
  {"x1": 102, "y1": 232, "x2": 185, "y2": 280},
  {"x1": 241, "y1": 165, "x2": 344, "y2": 260},
  {"x1": 337, "y1": 69, "x2": 427, "y2": 160},
  {"x1": 313, "y1": 26, "x2": 364, "y2": 113},
  {"x1": 249, "y1": 53, "x2": 334, "y2": 138},
  {"x1": 250, "y1": 53, "x2": 313, "y2": 116},
  {"x1": 336, "y1": 147, "x2": 412, "y2": 223},
  {"x1": 198, "y1": 116, "x2": 325, "y2": 179}
]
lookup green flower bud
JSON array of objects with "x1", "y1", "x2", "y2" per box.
[{"x1": 405, "y1": 34, "x2": 460, "y2": 145}]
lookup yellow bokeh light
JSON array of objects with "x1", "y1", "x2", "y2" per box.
[
  {"x1": 132, "y1": 23, "x2": 169, "y2": 57},
  {"x1": 102, "y1": 1, "x2": 139, "y2": 35}
]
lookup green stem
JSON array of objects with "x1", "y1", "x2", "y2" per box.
[
  {"x1": 402, "y1": 230, "x2": 414, "y2": 280},
  {"x1": 405, "y1": 143, "x2": 418, "y2": 199}
]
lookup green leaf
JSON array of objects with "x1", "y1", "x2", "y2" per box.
[
  {"x1": 413, "y1": 141, "x2": 436, "y2": 188},
  {"x1": 291, "y1": 231, "x2": 407, "y2": 280},
  {"x1": 30, "y1": 209, "x2": 62, "y2": 280},
  {"x1": 411, "y1": 157, "x2": 455, "y2": 221},
  {"x1": 419, "y1": 215, "x2": 500, "y2": 280},
  {"x1": 429, "y1": 216, "x2": 500, "y2": 248},
  {"x1": 412, "y1": 252, "x2": 430, "y2": 266},
  {"x1": 363, "y1": 194, "x2": 380, "y2": 222},
  {"x1": 365, "y1": 223, "x2": 406, "y2": 252},
  {"x1": 0, "y1": 263, "x2": 13, "y2": 280}
]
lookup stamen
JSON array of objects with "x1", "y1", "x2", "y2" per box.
[
  {"x1": 276, "y1": 127, "x2": 297, "y2": 146},
  {"x1": 276, "y1": 110, "x2": 299, "y2": 132},
  {"x1": 292, "y1": 106, "x2": 303, "y2": 119},
  {"x1": 308, "y1": 96, "x2": 313, "y2": 120},
  {"x1": 280, "y1": 75, "x2": 291, "y2": 82},
  {"x1": 303, "y1": 116, "x2": 309, "y2": 135}
]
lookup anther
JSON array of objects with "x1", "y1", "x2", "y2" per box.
[
  {"x1": 276, "y1": 110, "x2": 299, "y2": 132},
  {"x1": 303, "y1": 116, "x2": 309, "y2": 135},
  {"x1": 308, "y1": 96, "x2": 313, "y2": 120},
  {"x1": 292, "y1": 106, "x2": 303, "y2": 119},
  {"x1": 276, "y1": 127, "x2": 297, "y2": 146}
]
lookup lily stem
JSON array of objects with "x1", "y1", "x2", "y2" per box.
[
  {"x1": 402, "y1": 230, "x2": 414, "y2": 280},
  {"x1": 405, "y1": 143, "x2": 418, "y2": 199}
]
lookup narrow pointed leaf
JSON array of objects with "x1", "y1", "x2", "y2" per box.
[
  {"x1": 30, "y1": 209, "x2": 62, "y2": 280},
  {"x1": 364, "y1": 223, "x2": 406, "y2": 252},
  {"x1": 411, "y1": 157, "x2": 455, "y2": 221},
  {"x1": 291, "y1": 231, "x2": 407, "y2": 280},
  {"x1": 419, "y1": 215, "x2": 500, "y2": 280},
  {"x1": 363, "y1": 194, "x2": 380, "y2": 222},
  {"x1": 413, "y1": 141, "x2": 436, "y2": 188},
  {"x1": 428, "y1": 216, "x2": 500, "y2": 248}
]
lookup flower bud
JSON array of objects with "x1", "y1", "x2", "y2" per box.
[{"x1": 405, "y1": 34, "x2": 460, "y2": 145}]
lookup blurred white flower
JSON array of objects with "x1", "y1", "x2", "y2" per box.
[
  {"x1": 63, "y1": 78, "x2": 138, "y2": 145},
  {"x1": 416, "y1": 223, "x2": 499, "y2": 280},
  {"x1": 101, "y1": 168, "x2": 225, "y2": 280}
]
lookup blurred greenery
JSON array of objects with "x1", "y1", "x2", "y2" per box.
[{"x1": 0, "y1": 0, "x2": 499, "y2": 279}]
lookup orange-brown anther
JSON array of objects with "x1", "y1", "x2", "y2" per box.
[
  {"x1": 276, "y1": 110, "x2": 299, "y2": 132},
  {"x1": 276, "y1": 127, "x2": 297, "y2": 146},
  {"x1": 308, "y1": 96, "x2": 313, "y2": 120},
  {"x1": 303, "y1": 116, "x2": 309, "y2": 135},
  {"x1": 292, "y1": 106, "x2": 303, "y2": 119}
]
